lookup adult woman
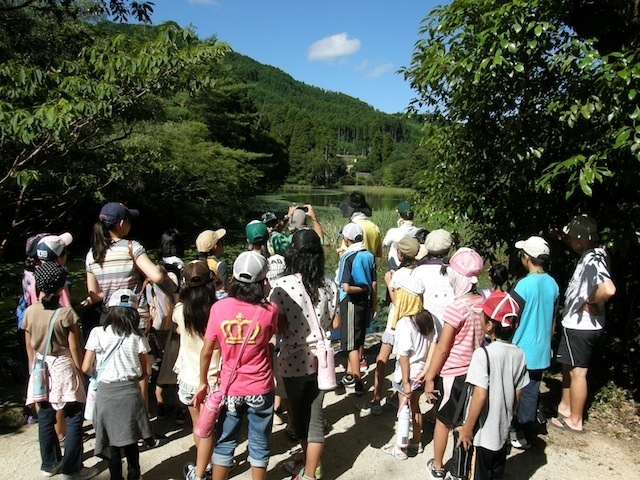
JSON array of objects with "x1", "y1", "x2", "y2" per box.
[
  {"x1": 422, "y1": 247, "x2": 485, "y2": 479},
  {"x1": 187, "y1": 251, "x2": 278, "y2": 480},
  {"x1": 85, "y1": 202, "x2": 165, "y2": 408},
  {"x1": 269, "y1": 230, "x2": 340, "y2": 480},
  {"x1": 22, "y1": 262, "x2": 96, "y2": 480},
  {"x1": 85, "y1": 202, "x2": 165, "y2": 322}
]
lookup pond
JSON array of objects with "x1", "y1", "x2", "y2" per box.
[{"x1": 263, "y1": 185, "x2": 413, "y2": 212}]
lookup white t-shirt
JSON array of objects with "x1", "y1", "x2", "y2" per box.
[
  {"x1": 85, "y1": 325, "x2": 150, "y2": 383},
  {"x1": 269, "y1": 274, "x2": 338, "y2": 377},
  {"x1": 392, "y1": 315, "x2": 434, "y2": 385},
  {"x1": 412, "y1": 260, "x2": 454, "y2": 340},
  {"x1": 465, "y1": 342, "x2": 529, "y2": 451}
]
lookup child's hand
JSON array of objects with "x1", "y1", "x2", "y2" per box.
[
  {"x1": 192, "y1": 383, "x2": 209, "y2": 409},
  {"x1": 423, "y1": 380, "x2": 439, "y2": 403},
  {"x1": 455, "y1": 425, "x2": 473, "y2": 451}
]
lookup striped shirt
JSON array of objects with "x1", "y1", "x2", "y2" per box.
[{"x1": 86, "y1": 239, "x2": 146, "y2": 308}]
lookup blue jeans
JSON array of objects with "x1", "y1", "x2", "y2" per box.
[
  {"x1": 38, "y1": 401, "x2": 84, "y2": 475},
  {"x1": 213, "y1": 391, "x2": 274, "y2": 468}
]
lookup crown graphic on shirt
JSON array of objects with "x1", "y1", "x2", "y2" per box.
[{"x1": 220, "y1": 313, "x2": 261, "y2": 345}]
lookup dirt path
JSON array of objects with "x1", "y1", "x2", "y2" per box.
[{"x1": 2, "y1": 336, "x2": 639, "y2": 480}]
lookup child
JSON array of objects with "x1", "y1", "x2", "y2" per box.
[
  {"x1": 22, "y1": 262, "x2": 93, "y2": 480},
  {"x1": 362, "y1": 236, "x2": 420, "y2": 415},
  {"x1": 481, "y1": 263, "x2": 509, "y2": 299},
  {"x1": 173, "y1": 261, "x2": 220, "y2": 476},
  {"x1": 455, "y1": 291, "x2": 530, "y2": 480},
  {"x1": 336, "y1": 222, "x2": 377, "y2": 396},
  {"x1": 195, "y1": 228, "x2": 228, "y2": 299},
  {"x1": 380, "y1": 275, "x2": 435, "y2": 460},
  {"x1": 186, "y1": 251, "x2": 278, "y2": 480},
  {"x1": 82, "y1": 289, "x2": 158, "y2": 480}
]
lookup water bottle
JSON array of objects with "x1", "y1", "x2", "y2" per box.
[{"x1": 396, "y1": 399, "x2": 411, "y2": 448}]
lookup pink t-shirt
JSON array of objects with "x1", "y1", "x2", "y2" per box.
[
  {"x1": 441, "y1": 294, "x2": 484, "y2": 378},
  {"x1": 204, "y1": 297, "x2": 278, "y2": 396}
]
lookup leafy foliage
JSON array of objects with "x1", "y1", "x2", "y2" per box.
[{"x1": 403, "y1": 0, "x2": 640, "y2": 390}]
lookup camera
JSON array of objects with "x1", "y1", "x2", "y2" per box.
[{"x1": 296, "y1": 206, "x2": 309, "y2": 213}]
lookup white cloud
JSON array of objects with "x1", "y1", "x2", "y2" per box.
[
  {"x1": 355, "y1": 60, "x2": 369, "y2": 71},
  {"x1": 187, "y1": 0, "x2": 219, "y2": 5},
  {"x1": 364, "y1": 62, "x2": 394, "y2": 78},
  {"x1": 307, "y1": 33, "x2": 361, "y2": 62}
]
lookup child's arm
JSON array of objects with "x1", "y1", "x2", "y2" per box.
[
  {"x1": 417, "y1": 342, "x2": 437, "y2": 391},
  {"x1": 455, "y1": 385, "x2": 487, "y2": 450},
  {"x1": 342, "y1": 283, "x2": 366, "y2": 294},
  {"x1": 82, "y1": 349, "x2": 96, "y2": 376},
  {"x1": 194, "y1": 337, "x2": 217, "y2": 407},
  {"x1": 67, "y1": 323, "x2": 84, "y2": 373},
  {"x1": 423, "y1": 323, "x2": 456, "y2": 397},
  {"x1": 331, "y1": 312, "x2": 341, "y2": 330},
  {"x1": 399, "y1": 354, "x2": 412, "y2": 397},
  {"x1": 24, "y1": 330, "x2": 35, "y2": 371},
  {"x1": 371, "y1": 280, "x2": 377, "y2": 317}
]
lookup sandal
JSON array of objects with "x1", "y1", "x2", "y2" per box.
[
  {"x1": 381, "y1": 443, "x2": 408, "y2": 460},
  {"x1": 408, "y1": 441, "x2": 424, "y2": 454}
]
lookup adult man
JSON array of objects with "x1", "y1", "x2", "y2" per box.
[
  {"x1": 338, "y1": 191, "x2": 383, "y2": 259},
  {"x1": 382, "y1": 201, "x2": 420, "y2": 270},
  {"x1": 551, "y1": 215, "x2": 616, "y2": 433},
  {"x1": 509, "y1": 236, "x2": 559, "y2": 448}
]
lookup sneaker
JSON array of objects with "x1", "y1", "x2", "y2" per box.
[
  {"x1": 341, "y1": 373, "x2": 355, "y2": 388},
  {"x1": 427, "y1": 459, "x2": 445, "y2": 480},
  {"x1": 27, "y1": 415, "x2": 38, "y2": 424},
  {"x1": 359, "y1": 401, "x2": 382, "y2": 416},
  {"x1": 61, "y1": 466, "x2": 98, "y2": 480},
  {"x1": 354, "y1": 380, "x2": 365, "y2": 396},
  {"x1": 41, "y1": 461, "x2": 62, "y2": 477},
  {"x1": 174, "y1": 407, "x2": 186, "y2": 425},
  {"x1": 510, "y1": 434, "x2": 530, "y2": 450},
  {"x1": 157, "y1": 403, "x2": 175, "y2": 419},
  {"x1": 360, "y1": 357, "x2": 368, "y2": 372},
  {"x1": 284, "y1": 460, "x2": 323, "y2": 479},
  {"x1": 273, "y1": 411, "x2": 285, "y2": 426}
]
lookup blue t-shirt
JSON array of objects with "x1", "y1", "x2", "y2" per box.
[
  {"x1": 337, "y1": 247, "x2": 376, "y2": 302},
  {"x1": 510, "y1": 272, "x2": 560, "y2": 370}
]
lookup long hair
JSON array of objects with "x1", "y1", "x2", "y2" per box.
[
  {"x1": 104, "y1": 306, "x2": 141, "y2": 337},
  {"x1": 180, "y1": 282, "x2": 216, "y2": 337},
  {"x1": 411, "y1": 309, "x2": 435, "y2": 338},
  {"x1": 283, "y1": 237, "x2": 326, "y2": 304},
  {"x1": 91, "y1": 220, "x2": 112, "y2": 264},
  {"x1": 159, "y1": 228, "x2": 184, "y2": 259},
  {"x1": 228, "y1": 279, "x2": 266, "y2": 305}
]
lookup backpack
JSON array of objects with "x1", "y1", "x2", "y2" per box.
[{"x1": 147, "y1": 260, "x2": 182, "y2": 331}]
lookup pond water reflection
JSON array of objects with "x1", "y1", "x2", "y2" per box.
[{"x1": 270, "y1": 186, "x2": 411, "y2": 211}]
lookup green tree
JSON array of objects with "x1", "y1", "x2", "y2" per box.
[{"x1": 403, "y1": 0, "x2": 640, "y2": 387}]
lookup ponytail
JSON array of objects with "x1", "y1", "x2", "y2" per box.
[{"x1": 91, "y1": 220, "x2": 112, "y2": 264}]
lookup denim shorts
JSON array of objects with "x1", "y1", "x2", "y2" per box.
[{"x1": 213, "y1": 391, "x2": 275, "y2": 468}]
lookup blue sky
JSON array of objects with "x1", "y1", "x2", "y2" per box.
[{"x1": 149, "y1": 1, "x2": 443, "y2": 114}]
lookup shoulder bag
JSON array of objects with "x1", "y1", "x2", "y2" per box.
[
  {"x1": 451, "y1": 346, "x2": 490, "y2": 480},
  {"x1": 299, "y1": 275, "x2": 337, "y2": 391},
  {"x1": 29, "y1": 308, "x2": 61, "y2": 403}
]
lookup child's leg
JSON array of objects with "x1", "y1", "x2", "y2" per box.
[
  {"x1": 373, "y1": 343, "x2": 393, "y2": 402},
  {"x1": 432, "y1": 419, "x2": 449, "y2": 469},
  {"x1": 348, "y1": 350, "x2": 361, "y2": 380},
  {"x1": 123, "y1": 443, "x2": 141, "y2": 480},
  {"x1": 410, "y1": 391, "x2": 422, "y2": 444},
  {"x1": 108, "y1": 446, "x2": 124, "y2": 480},
  {"x1": 195, "y1": 435, "x2": 215, "y2": 478}
]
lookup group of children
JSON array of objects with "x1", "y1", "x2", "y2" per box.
[{"x1": 17, "y1": 196, "x2": 614, "y2": 480}]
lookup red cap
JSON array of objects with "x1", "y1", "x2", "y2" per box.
[{"x1": 482, "y1": 291, "x2": 520, "y2": 327}]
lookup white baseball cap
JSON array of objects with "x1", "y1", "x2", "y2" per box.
[{"x1": 515, "y1": 236, "x2": 550, "y2": 258}]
